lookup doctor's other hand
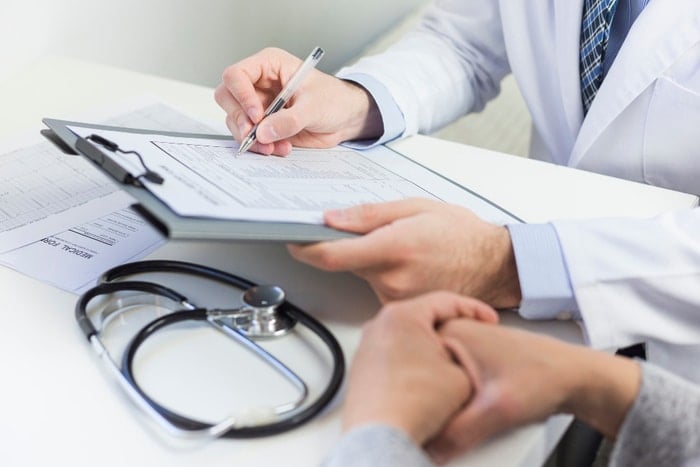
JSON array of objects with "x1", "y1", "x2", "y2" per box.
[
  {"x1": 342, "y1": 292, "x2": 499, "y2": 446},
  {"x1": 425, "y1": 320, "x2": 641, "y2": 464},
  {"x1": 215, "y1": 47, "x2": 382, "y2": 156},
  {"x1": 287, "y1": 198, "x2": 522, "y2": 309}
]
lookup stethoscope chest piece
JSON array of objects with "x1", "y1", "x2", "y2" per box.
[{"x1": 212, "y1": 285, "x2": 296, "y2": 338}]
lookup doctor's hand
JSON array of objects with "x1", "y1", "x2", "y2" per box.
[
  {"x1": 215, "y1": 48, "x2": 383, "y2": 156},
  {"x1": 287, "y1": 198, "x2": 522, "y2": 309},
  {"x1": 425, "y1": 320, "x2": 641, "y2": 464},
  {"x1": 342, "y1": 292, "x2": 499, "y2": 446}
]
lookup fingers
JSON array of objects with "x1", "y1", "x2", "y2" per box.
[
  {"x1": 220, "y1": 55, "x2": 267, "y2": 123},
  {"x1": 230, "y1": 104, "x2": 308, "y2": 155},
  {"x1": 244, "y1": 140, "x2": 293, "y2": 156},
  {"x1": 255, "y1": 99, "x2": 315, "y2": 144},
  {"x1": 217, "y1": 49, "x2": 300, "y2": 155},
  {"x1": 288, "y1": 198, "x2": 507, "y2": 307},
  {"x1": 380, "y1": 292, "x2": 499, "y2": 332},
  {"x1": 216, "y1": 92, "x2": 292, "y2": 156},
  {"x1": 254, "y1": 107, "x2": 301, "y2": 145},
  {"x1": 442, "y1": 336, "x2": 482, "y2": 393},
  {"x1": 216, "y1": 84, "x2": 250, "y2": 139},
  {"x1": 324, "y1": 198, "x2": 441, "y2": 233},
  {"x1": 214, "y1": 83, "x2": 242, "y2": 127},
  {"x1": 217, "y1": 47, "x2": 379, "y2": 155},
  {"x1": 424, "y1": 390, "x2": 506, "y2": 463},
  {"x1": 461, "y1": 298, "x2": 499, "y2": 324},
  {"x1": 287, "y1": 228, "x2": 391, "y2": 272},
  {"x1": 414, "y1": 292, "x2": 498, "y2": 325},
  {"x1": 345, "y1": 295, "x2": 479, "y2": 446},
  {"x1": 423, "y1": 333, "x2": 512, "y2": 462},
  {"x1": 367, "y1": 310, "x2": 504, "y2": 463},
  {"x1": 288, "y1": 218, "x2": 411, "y2": 272}
]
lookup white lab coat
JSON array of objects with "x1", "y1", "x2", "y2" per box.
[{"x1": 342, "y1": 0, "x2": 700, "y2": 380}]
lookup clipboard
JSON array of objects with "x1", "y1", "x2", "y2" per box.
[{"x1": 42, "y1": 118, "x2": 356, "y2": 242}]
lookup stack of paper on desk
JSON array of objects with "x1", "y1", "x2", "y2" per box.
[{"x1": 0, "y1": 100, "x2": 223, "y2": 293}]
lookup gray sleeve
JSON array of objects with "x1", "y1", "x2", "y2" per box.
[
  {"x1": 320, "y1": 424, "x2": 434, "y2": 467},
  {"x1": 610, "y1": 362, "x2": 700, "y2": 467}
]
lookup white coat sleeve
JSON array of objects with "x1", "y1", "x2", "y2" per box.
[
  {"x1": 552, "y1": 208, "x2": 700, "y2": 350},
  {"x1": 336, "y1": 0, "x2": 510, "y2": 137}
]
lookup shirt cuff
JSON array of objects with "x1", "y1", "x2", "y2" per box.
[
  {"x1": 507, "y1": 223, "x2": 580, "y2": 320},
  {"x1": 336, "y1": 72, "x2": 406, "y2": 149}
]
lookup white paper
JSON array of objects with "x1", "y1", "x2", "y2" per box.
[
  {"x1": 99, "y1": 100, "x2": 227, "y2": 134},
  {"x1": 0, "y1": 99, "x2": 224, "y2": 292},
  {"x1": 0, "y1": 140, "x2": 132, "y2": 253},
  {"x1": 0, "y1": 99, "x2": 226, "y2": 254},
  {"x1": 68, "y1": 127, "x2": 517, "y2": 225},
  {"x1": 0, "y1": 208, "x2": 164, "y2": 293}
]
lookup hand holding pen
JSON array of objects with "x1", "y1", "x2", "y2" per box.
[
  {"x1": 215, "y1": 47, "x2": 384, "y2": 156},
  {"x1": 237, "y1": 47, "x2": 324, "y2": 155}
]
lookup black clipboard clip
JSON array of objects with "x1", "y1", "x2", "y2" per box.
[
  {"x1": 76, "y1": 134, "x2": 164, "y2": 186},
  {"x1": 41, "y1": 126, "x2": 163, "y2": 187}
]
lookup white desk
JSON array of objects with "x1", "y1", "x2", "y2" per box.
[{"x1": 0, "y1": 57, "x2": 693, "y2": 467}]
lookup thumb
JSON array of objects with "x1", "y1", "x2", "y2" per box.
[
  {"x1": 453, "y1": 297, "x2": 499, "y2": 324},
  {"x1": 257, "y1": 89, "x2": 331, "y2": 143},
  {"x1": 256, "y1": 107, "x2": 301, "y2": 144},
  {"x1": 325, "y1": 198, "x2": 440, "y2": 233},
  {"x1": 424, "y1": 336, "x2": 506, "y2": 464}
]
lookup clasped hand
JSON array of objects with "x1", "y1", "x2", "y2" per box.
[{"x1": 346, "y1": 292, "x2": 589, "y2": 464}]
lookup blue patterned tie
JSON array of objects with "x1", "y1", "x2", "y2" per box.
[{"x1": 580, "y1": 0, "x2": 619, "y2": 114}]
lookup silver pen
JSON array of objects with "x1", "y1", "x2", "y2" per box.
[{"x1": 237, "y1": 46, "x2": 325, "y2": 155}]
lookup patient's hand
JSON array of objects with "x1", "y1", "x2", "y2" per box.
[
  {"x1": 426, "y1": 320, "x2": 640, "y2": 463},
  {"x1": 341, "y1": 292, "x2": 498, "y2": 446}
]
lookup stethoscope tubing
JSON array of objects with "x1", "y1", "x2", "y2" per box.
[{"x1": 76, "y1": 260, "x2": 345, "y2": 439}]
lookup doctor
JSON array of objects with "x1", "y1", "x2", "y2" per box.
[{"x1": 215, "y1": 1, "x2": 700, "y2": 378}]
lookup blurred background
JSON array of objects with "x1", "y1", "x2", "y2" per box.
[{"x1": 1, "y1": 0, "x2": 426, "y2": 85}]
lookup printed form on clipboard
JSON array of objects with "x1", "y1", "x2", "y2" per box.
[{"x1": 45, "y1": 120, "x2": 520, "y2": 241}]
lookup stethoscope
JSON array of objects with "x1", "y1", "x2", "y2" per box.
[{"x1": 75, "y1": 260, "x2": 345, "y2": 439}]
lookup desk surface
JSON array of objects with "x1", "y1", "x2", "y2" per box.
[{"x1": 2, "y1": 56, "x2": 682, "y2": 467}]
